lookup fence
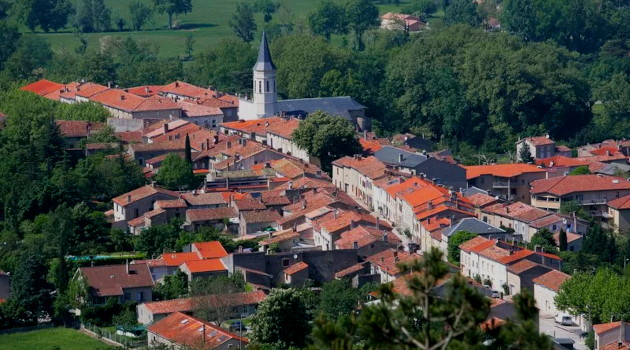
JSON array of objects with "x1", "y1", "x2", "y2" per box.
[{"x1": 82, "y1": 322, "x2": 147, "y2": 349}]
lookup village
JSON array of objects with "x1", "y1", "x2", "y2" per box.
[{"x1": 0, "y1": 29, "x2": 627, "y2": 350}]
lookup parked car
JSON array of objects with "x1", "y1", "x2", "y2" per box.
[
  {"x1": 555, "y1": 313, "x2": 573, "y2": 326},
  {"x1": 491, "y1": 290, "x2": 501, "y2": 298},
  {"x1": 229, "y1": 321, "x2": 246, "y2": 332}
]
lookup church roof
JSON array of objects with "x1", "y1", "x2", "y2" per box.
[
  {"x1": 277, "y1": 96, "x2": 366, "y2": 120},
  {"x1": 253, "y1": 32, "x2": 276, "y2": 71}
]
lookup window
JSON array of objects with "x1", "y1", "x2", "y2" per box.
[
  {"x1": 266, "y1": 80, "x2": 270, "y2": 92},
  {"x1": 134, "y1": 208, "x2": 139, "y2": 218},
  {"x1": 282, "y1": 258, "x2": 290, "y2": 267},
  {"x1": 138, "y1": 291, "x2": 144, "y2": 301},
  {"x1": 259, "y1": 81, "x2": 262, "y2": 93}
]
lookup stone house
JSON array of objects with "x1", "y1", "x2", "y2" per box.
[
  {"x1": 607, "y1": 194, "x2": 630, "y2": 234},
  {"x1": 239, "y1": 210, "x2": 281, "y2": 236},
  {"x1": 533, "y1": 270, "x2": 570, "y2": 316},
  {"x1": 76, "y1": 263, "x2": 154, "y2": 305},
  {"x1": 516, "y1": 136, "x2": 558, "y2": 160},
  {"x1": 593, "y1": 321, "x2": 630, "y2": 350},
  {"x1": 112, "y1": 185, "x2": 179, "y2": 224},
  {"x1": 184, "y1": 207, "x2": 237, "y2": 232},
  {"x1": 465, "y1": 163, "x2": 548, "y2": 203}
]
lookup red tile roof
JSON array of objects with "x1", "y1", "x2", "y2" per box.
[
  {"x1": 485, "y1": 202, "x2": 549, "y2": 223},
  {"x1": 186, "y1": 207, "x2": 237, "y2": 222},
  {"x1": 90, "y1": 89, "x2": 179, "y2": 112},
  {"x1": 113, "y1": 185, "x2": 179, "y2": 207},
  {"x1": 221, "y1": 117, "x2": 288, "y2": 137},
  {"x1": 192, "y1": 241, "x2": 228, "y2": 259},
  {"x1": 535, "y1": 155, "x2": 591, "y2": 168},
  {"x1": 335, "y1": 226, "x2": 399, "y2": 249},
  {"x1": 521, "y1": 136, "x2": 555, "y2": 146},
  {"x1": 75, "y1": 83, "x2": 110, "y2": 98},
  {"x1": 506, "y1": 259, "x2": 539, "y2": 274},
  {"x1": 21, "y1": 79, "x2": 64, "y2": 96},
  {"x1": 147, "y1": 312, "x2": 248, "y2": 348},
  {"x1": 477, "y1": 245, "x2": 510, "y2": 261},
  {"x1": 241, "y1": 210, "x2": 281, "y2": 223},
  {"x1": 593, "y1": 321, "x2": 623, "y2": 335},
  {"x1": 332, "y1": 156, "x2": 387, "y2": 180},
  {"x1": 467, "y1": 193, "x2": 499, "y2": 207},
  {"x1": 126, "y1": 85, "x2": 163, "y2": 97},
  {"x1": 115, "y1": 130, "x2": 143, "y2": 144},
  {"x1": 530, "y1": 175, "x2": 630, "y2": 196},
  {"x1": 359, "y1": 137, "x2": 384, "y2": 154},
  {"x1": 160, "y1": 252, "x2": 200, "y2": 267},
  {"x1": 480, "y1": 317, "x2": 507, "y2": 332},
  {"x1": 143, "y1": 291, "x2": 267, "y2": 315},
  {"x1": 181, "y1": 192, "x2": 226, "y2": 206},
  {"x1": 160, "y1": 81, "x2": 218, "y2": 99},
  {"x1": 532, "y1": 270, "x2": 570, "y2": 292},
  {"x1": 334, "y1": 263, "x2": 366, "y2": 278},
  {"x1": 265, "y1": 118, "x2": 301, "y2": 139},
  {"x1": 183, "y1": 259, "x2": 226, "y2": 273},
  {"x1": 155, "y1": 199, "x2": 188, "y2": 209},
  {"x1": 79, "y1": 263, "x2": 154, "y2": 297},
  {"x1": 608, "y1": 193, "x2": 630, "y2": 210},
  {"x1": 179, "y1": 100, "x2": 223, "y2": 117},
  {"x1": 553, "y1": 231, "x2": 583, "y2": 245},
  {"x1": 284, "y1": 261, "x2": 308, "y2": 275},
  {"x1": 464, "y1": 163, "x2": 546, "y2": 179},
  {"x1": 459, "y1": 236, "x2": 493, "y2": 253},
  {"x1": 496, "y1": 249, "x2": 535, "y2": 264},
  {"x1": 367, "y1": 249, "x2": 420, "y2": 276},
  {"x1": 56, "y1": 120, "x2": 105, "y2": 138}
]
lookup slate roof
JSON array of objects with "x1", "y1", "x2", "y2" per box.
[
  {"x1": 253, "y1": 32, "x2": 276, "y2": 71},
  {"x1": 441, "y1": 218, "x2": 505, "y2": 237},
  {"x1": 276, "y1": 97, "x2": 366, "y2": 120},
  {"x1": 374, "y1": 146, "x2": 427, "y2": 168}
]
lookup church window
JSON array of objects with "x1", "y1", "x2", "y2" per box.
[
  {"x1": 258, "y1": 81, "x2": 262, "y2": 93},
  {"x1": 266, "y1": 80, "x2": 269, "y2": 92}
]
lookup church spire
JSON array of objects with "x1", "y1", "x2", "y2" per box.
[{"x1": 253, "y1": 32, "x2": 276, "y2": 71}]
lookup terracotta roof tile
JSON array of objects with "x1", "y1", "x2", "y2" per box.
[
  {"x1": 186, "y1": 207, "x2": 237, "y2": 222},
  {"x1": 183, "y1": 259, "x2": 226, "y2": 273},
  {"x1": 155, "y1": 199, "x2": 188, "y2": 209},
  {"x1": 75, "y1": 83, "x2": 110, "y2": 98},
  {"x1": 241, "y1": 210, "x2": 281, "y2": 223},
  {"x1": 608, "y1": 193, "x2": 630, "y2": 210},
  {"x1": 181, "y1": 192, "x2": 226, "y2": 206},
  {"x1": 532, "y1": 270, "x2": 570, "y2": 292},
  {"x1": 284, "y1": 262, "x2": 308, "y2": 275},
  {"x1": 530, "y1": 175, "x2": 630, "y2": 196},
  {"x1": 464, "y1": 163, "x2": 546, "y2": 179},
  {"x1": 79, "y1": 263, "x2": 154, "y2": 297},
  {"x1": 332, "y1": 156, "x2": 387, "y2": 180},
  {"x1": 334, "y1": 263, "x2": 367, "y2": 278},
  {"x1": 21, "y1": 79, "x2": 65, "y2": 96},
  {"x1": 467, "y1": 193, "x2": 499, "y2": 208},
  {"x1": 335, "y1": 226, "x2": 399, "y2": 249},
  {"x1": 367, "y1": 249, "x2": 420, "y2": 276},
  {"x1": 522, "y1": 136, "x2": 555, "y2": 146},
  {"x1": 160, "y1": 81, "x2": 218, "y2": 99},
  {"x1": 179, "y1": 100, "x2": 223, "y2": 117},
  {"x1": 477, "y1": 245, "x2": 510, "y2": 261},
  {"x1": 507, "y1": 259, "x2": 539, "y2": 274},
  {"x1": 191, "y1": 241, "x2": 228, "y2": 259},
  {"x1": 113, "y1": 185, "x2": 179, "y2": 207},
  {"x1": 496, "y1": 249, "x2": 535, "y2": 264},
  {"x1": 56, "y1": 120, "x2": 105, "y2": 138},
  {"x1": 459, "y1": 236, "x2": 493, "y2": 253},
  {"x1": 265, "y1": 118, "x2": 301, "y2": 139},
  {"x1": 221, "y1": 117, "x2": 287, "y2": 137},
  {"x1": 593, "y1": 321, "x2": 623, "y2": 335},
  {"x1": 126, "y1": 85, "x2": 163, "y2": 97},
  {"x1": 143, "y1": 291, "x2": 266, "y2": 315},
  {"x1": 160, "y1": 252, "x2": 200, "y2": 267},
  {"x1": 147, "y1": 312, "x2": 248, "y2": 347}
]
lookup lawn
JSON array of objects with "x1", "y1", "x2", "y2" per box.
[
  {"x1": 0, "y1": 327, "x2": 111, "y2": 350},
  {"x1": 28, "y1": 0, "x2": 416, "y2": 57}
]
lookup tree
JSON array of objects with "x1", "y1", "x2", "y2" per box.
[
  {"x1": 309, "y1": 0, "x2": 347, "y2": 41},
  {"x1": 230, "y1": 2, "x2": 257, "y2": 43},
  {"x1": 184, "y1": 33, "x2": 195, "y2": 58},
  {"x1": 129, "y1": 0, "x2": 153, "y2": 31},
  {"x1": 256, "y1": 0, "x2": 279, "y2": 23},
  {"x1": 133, "y1": 218, "x2": 185, "y2": 256},
  {"x1": 251, "y1": 288, "x2": 311, "y2": 349},
  {"x1": 501, "y1": 0, "x2": 538, "y2": 40},
  {"x1": 317, "y1": 279, "x2": 362, "y2": 321},
  {"x1": 444, "y1": 0, "x2": 481, "y2": 26},
  {"x1": 190, "y1": 273, "x2": 246, "y2": 324},
  {"x1": 12, "y1": 0, "x2": 74, "y2": 32},
  {"x1": 528, "y1": 228, "x2": 558, "y2": 254},
  {"x1": 344, "y1": 0, "x2": 379, "y2": 50},
  {"x1": 8, "y1": 254, "x2": 54, "y2": 325},
  {"x1": 310, "y1": 248, "x2": 490, "y2": 349},
  {"x1": 78, "y1": 51, "x2": 116, "y2": 84},
  {"x1": 558, "y1": 229, "x2": 568, "y2": 251},
  {"x1": 0, "y1": 22, "x2": 21, "y2": 71},
  {"x1": 569, "y1": 165, "x2": 590, "y2": 175},
  {"x1": 154, "y1": 270, "x2": 188, "y2": 300},
  {"x1": 447, "y1": 230, "x2": 477, "y2": 264},
  {"x1": 519, "y1": 143, "x2": 534, "y2": 163},
  {"x1": 493, "y1": 289, "x2": 553, "y2": 349},
  {"x1": 292, "y1": 111, "x2": 362, "y2": 173},
  {"x1": 3, "y1": 36, "x2": 53, "y2": 81},
  {"x1": 153, "y1": 0, "x2": 192, "y2": 29},
  {"x1": 156, "y1": 153, "x2": 196, "y2": 190},
  {"x1": 74, "y1": 0, "x2": 111, "y2": 33}
]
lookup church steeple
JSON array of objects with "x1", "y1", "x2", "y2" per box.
[
  {"x1": 253, "y1": 32, "x2": 276, "y2": 71},
  {"x1": 253, "y1": 32, "x2": 277, "y2": 118}
]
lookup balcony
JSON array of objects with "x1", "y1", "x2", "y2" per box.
[
  {"x1": 577, "y1": 198, "x2": 608, "y2": 205},
  {"x1": 492, "y1": 181, "x2": 511, "y2": 188}
]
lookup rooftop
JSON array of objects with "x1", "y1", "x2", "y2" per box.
[
  {"x1": 79, "y1": 263, "x2": 154, "y2": 297},
  {"x1": 142, "y1": 290, "x2": 266, "y2": 315},
  {"x1": 464, "y1": 163, "x2": 546, "y2": 179},
  {"x1": 532, "y1": 270, "x2": 570, "y2": 292},
  {"x1": 191, "y1": 241, "x2": 228, "y2": 259},
  {"x1": 284, "y1": 261, "x2": 308, "y2": 275},
  {"x1": 241, "y1": 210, "x2": 282, "y2": 223},
  {"x1": 112, "y1": 185, "x2": 179, "y2": 207},
  {"x1": 530, "y1": 175, "x2": 630, "y2": 196},
  {"x1": 186, "y1": 207, "x2": 237, "y2": 222},
  {"x1": 147, "y1": 312, "x2": 247, "y2": 348},
  {"x1": 183, "y1": 259, "x2": 226, "y2": 273}
]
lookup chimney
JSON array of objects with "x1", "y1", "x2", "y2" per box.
[
  {"x1": 427, "y1": 201, "x2": 433, "y2": 210},
  {"x1": 242, "y1": 139, "x2": 247, "y2": 146},
  {"x1": 127, "y1": 194, "x2": 131, "y2": 203},
  {"x1": 229, "y1": 194, "x2": 234, "y2": 207},
  {"x1": 145, "y1": 86, "x2": 149, "y2": 93},
  {"x1": 175, "y1": 81, "x2": 179, "y2": 87},
  {"x1": 363, "y1": 130, "x2": 368, "y2": 139},
  {"x1": 238, "y1": 245, "x2": 243, "y2": 253},
  {"x1": 126, "y1": 259, "x2": 129, "y2": 274},
  {"x1": 120, "y1": 95, "x2": 125, "y2": 100},
  {"x1": 353, "y1": 241, "x2": 358, "y2": 250},
  {"x1": 206, "y1": 139, "x2": 210, "y2": 150},
  {"x1": 107, "y1": 81, "x2": 112, "y2": 88},
  {"x1": 620, "y1": 320, "x2": 627, "y2": 343},
  {"x1": 163, "y1": 123, "x2": 168, "y2": 134},
  {"x1": 398, "y1": 153, "x2": 404, "y2": 163}
]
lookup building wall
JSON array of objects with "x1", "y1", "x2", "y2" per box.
[
  {"x1": 507, "y1": 271, "x2": 522, "y2": 295},
  {"x1": 240, "y1": 220, "x2": 278, "y2": 236},
  {"x1": 132, "y1": 108, "x2": 182, "y2": 120},
  {"x1": 114, "y1": 193, "x2": 177, "y2": 223},
  {"x1": 609, "y1": 207, "x2": 630, "y2": 234},
  {"x1": 477, "y1": 256, "x2": 507, "y2": 290},
  {"x1": 122, "y1": 286, "x2": 153, "y2": 303},
  {"x1": 136, "y1": 303, "x2": 154, "y2": 325},
  {"x1": 186, "y1": 114, "x2": 223, "y2": 131},
  {"x1": 267, "y1": 133, "x2": 309, "y2": 162},
  {"x1": 534, "y1": 284, "x2": 561, "y2": 316},
  {"x1": 532, "y1": 189, "x2": 630, "y2": 212}
]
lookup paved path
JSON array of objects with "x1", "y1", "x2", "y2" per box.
[{"x1": 539, "y1": 314, "x2": 588, "y2": 350}]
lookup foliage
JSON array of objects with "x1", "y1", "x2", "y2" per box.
[
  {"x1": 81, "y1": 297, "x2": 135, "y2": 327},
  {"x1": 5, "y1": 254, "x2": 54, "y2": 326},
  {"x1": 493, "y1": 289, "x2": 553, "y2": 349},
  {"x1": 559, "y1": 201, "x2": 590, "y2": 220},
  {"x1": 152, "y1": 0, "x2": 192, "y2": 29},
  {"x1": 133, "y1": 218, "x2": 185, "y2": 257},
  {"x1": 2, "y1": 36, "x2": 52, "y2": 81},
  {"x1": 310, "y1": 248, "x2": 490, "y2": 349},
  {"x1": 519, "y1": 143, "x2": 534, "y2": 163},
  {"x1": 528, "y1": 228, "x2": 558, "y2": 254},
  {"x1": 190, "y1": 272, "x2": 246, "y2": 323},
  {"x1": 74, "y1": 0, "x2": 112, "y2": 33},
  {"x1": 569, "y1": 165, "x2": 590, "y2": 175},
  {"x1": 73, "y1": 153, "x2": 147, "y2": 200},
  {"x1": 128, "y1": 0, "x2": 153, "y2": 31},
  {"x1": 292, "y1": 111, "x2": 362, "y2": 173},
  {"x1": 309, "y1": 0, "x2": 347, "y2": 41},
  {"x1": 251, "y1": 288, "x2": 312, "y2": 349},
  {"x1": 255, "y1": 0, "x2": 279, "y2": 23},
  {"x1": 444, "y1": 0, "x2": 480, "y2": 26},
  {"x1": 317, "y1": 279, "x2": 363, "y2": 321},
  {"x1": 230, "y1": 2, "x2": 257, "y2": 43},
  {"x1": 112, "y1": 308, "x2": 138, "y2": 332},
  {"x1": 155, "y1": 153, "x2": 196, "y2": 190},
  {"x1": 154, "y1": 270, "x2": 189, "y2": 300},
  {"x1": 344, "y1": 0, "x2": 379, "y2": 50},
  {"x1": 558, "y1": 229, "x2": 568, "y2": 252},
  {"x1": 447, "y1": 230, "x2": 477, "y2": 264},
  {"x1": 12, "y1": 0, "x2": 74, "y2": 32}
]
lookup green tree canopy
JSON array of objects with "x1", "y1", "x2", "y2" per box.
[
  {"x1": 155, "y1": 153, "x2": 196, "y2": 190},
  {"x1": 344, "y1": 0, "x2": 379, "y2": 50},
  {"x1": 153, "y1": 0, "x2": 192, "y2": 29},
  {"x1": 309, "y1": 0, "x2": 348, "y2": 41},
  {"x1": 291, "y1": 111, "x2": 362, "y2": 173},
  {"x1": 444, "y1": 0, "x2": 481, "y2": 26},
  {"x1": 230, "y1": 2, "x2": 257, "y2": 43},
  {"x1": 447, "y1": 230, "x2": 477, "y2": 264},
  {"x1": 129, "y1": 0, "x2": 153, "y2": 31}
]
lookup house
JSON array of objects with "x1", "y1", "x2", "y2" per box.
[
  {"x1": 366, "y1": 249, "x2": 421, "y2": 283},
  {"x1": 435, "y1": 218, "x2": 509, "y2": 257},
  {"x1": 506, "y1": 260, "x2": 551, "y2": 296},
  {"x1": 179, "y1": 100, "x2": 224, "y2": 130},
  {"x1": 184, "y1": 207, "x2": 237, "y2": 232},
  {"x1": 465, "y1": 163, "x2": 547, "y2": 203},
  {"x1": 181, "y1": 192, "x2": 228, "y2": 209},
  {"x1": 265, "y1": 117, "x2": 311, "y2": 163},
  {"x1": 0, "y1": 271, "x2": 9, "y2": 302},
  {"x1": 137, "y1": 291, "x2": 266, "y2": 325},
  {"x1": 180, "y1": 259, "x2": 228, "y2": 281},
  {"x1": 239, "y1": 210, "x2": 281, "y2": 236},
  {"x1": 391, "y1": 133, "x2": 433, "y2": 152},
  {"x1": 76, "y1": 263, "x2": 154, "y2": 305},
  {"x1": 147, "y1": 312, "x2": 248, "y2": 349},
  {"x1": 75, "y1": 83, "x2": 110, "y2": 103},
  {"x1": 21, "y1": 79, "x2": 65, "y2": 98},
  {"x1": 56, "y1": 120, "x2": 105, "y2": 148},
  {"x1": 159, "y1": 81, "x2": 219, "y2": 101},
  {"x1": 578, "y1": 139, "x2": 630, "y2": 157},
  {"x1": 533, "y1": 270, "x2": 570, "y2": 316},
  {"x1": 112, "y1": 185, "x2": 179, "y2": 224},
  {"x1": 607, "y1": 194, "x2": 630, "y2": 234},
  {"x1": 282, "y1": 261, "x2": 309, "y2": 286},
  {"x1": 89, "y1": 90, "x2": 182, "y2": 120},
  {"x1": 334, "y1": 225, "x2": 401, "y2": 258},
  {"x1": 237, "y1": 33, "x2": 370, "y2": 131},
  {"x1": 128, "y1": 141, "x2": 187, "y2": 166},
  {"x1": 259, "y1": 229, "x2": 300, "y2": 253},
  {"x1": 313, "y1": 209, "x2": 391, "y2": 251},
  {"x1": 373, "y1": 146, "x2": 467, "y2": 190},
  {"x1": 380, "y1": 12, "x2": 425, "y2": 32},
  {"x1": 593, "y1": 321, "x2": 630, "y2": 350},
  {"x1": 332, "y1": 155, "x2": 388, "y2": 210},
  {"x1": 516, "y1": 135, "x2": 558, "y2": 160},
  {"x1": 553, "y1": 231, "x2": 583, "y2": 251},
  {"x1": 530, "y1": 175, "x2": 630, "y2": 217},
  {"x1": 190, "y1": 241, "x2": 229, "y2": 259}
]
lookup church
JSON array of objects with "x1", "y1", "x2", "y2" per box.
[{"x1": 237, "y1": 33, "x2": 371, "y2": 132}]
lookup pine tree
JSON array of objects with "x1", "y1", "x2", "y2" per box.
[
  {"x1": 519, "y1": 143, "x2": 534, "y2": 163},
  {"x1": 559, "y1": 229, "x2": 568, "y2": 251},
  {"x1": 184, "y1": 134, "x2": 192, "y2": 164}
]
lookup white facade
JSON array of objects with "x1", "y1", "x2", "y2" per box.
[
  {"x1": 534, "y1": 283, "x2": 561, "y2": 315},
  {"x1": 267, "y1": 132, "x2": 309, "y2": 162}
]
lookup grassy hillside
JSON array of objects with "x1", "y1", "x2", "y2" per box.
[
  {"x1": 0, "y1": 327, "x2": 111, "y2": 350},
  {"x1": 27, "y1": 0, "x2": 412, "y2": 57}
]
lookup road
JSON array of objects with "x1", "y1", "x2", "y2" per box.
[{"x1": 539, "y1": 314, "x2": 588, "y2": 350}]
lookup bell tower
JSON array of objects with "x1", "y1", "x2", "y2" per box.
[{"x1": 253, "y1": 32, "x2": 277, "y2": 118}]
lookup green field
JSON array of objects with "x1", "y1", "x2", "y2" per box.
[
  {"x1": 27, "y1": 0, "x2": 413, "y2": 57},
  {"x1": 0, "y1": 327, "x2": 112, "y2": 350}
]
